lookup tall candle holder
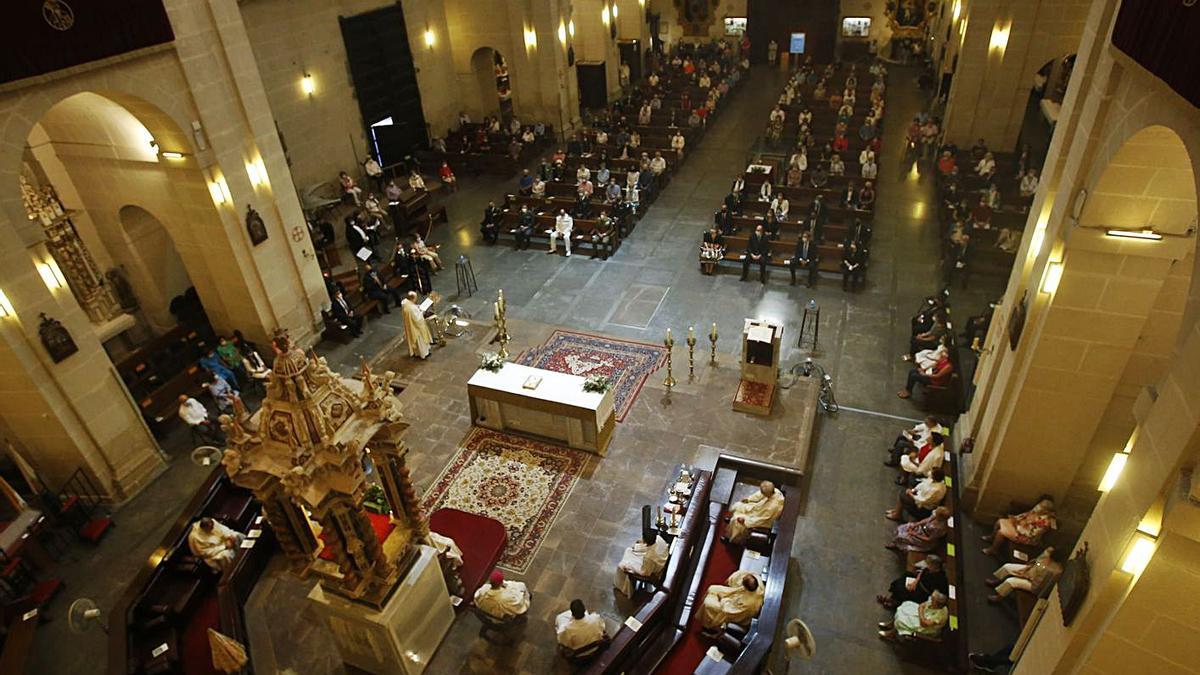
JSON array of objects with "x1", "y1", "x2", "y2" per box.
[
  {"x1": 495, "y1": 289, "x2": 511, "y2": 360},
  {"x1": 708, "y1": 322, "x2": 719, "y2": 364},
  {"x1": 663, "y1": 329, "x2": 677, "y2": 389},
  {"x1": 686, "y1": 326, "x2": 696, "y2": 380}
]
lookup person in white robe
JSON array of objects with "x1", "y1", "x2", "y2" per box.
[
  {"x1": 187, "y1": 517, "x2": 244, "y2": 571},
  {"x1": 401, "y1": 292, "x2": 432, "y2": 359},
  {"x1": 698, "y1": 570, "x2": 765, "y2": 631},
  {"x1": 614, "y1": 533, "x2": 670, "y2": 596},
  {"x1": 473, "y1": 570, "x2": 531, "y2": 620},
  {"x1": 555, "y1": 599, "x2": 607, "y2": 650},
  {"x1": 428, "y1": 531, "x2": 463, "y2": 569},
  {"x1": 725, "y1": 481, "x2": 785, "y2": 544}
]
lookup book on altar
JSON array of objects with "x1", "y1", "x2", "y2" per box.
[{"x1": 419, "y1": 297, "x2": 433, "y2": 312}]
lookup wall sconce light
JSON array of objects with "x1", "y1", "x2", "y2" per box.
[
  {"x1": 558, "y1": 21, "x2": 567, "y2": 45},
  {"x1": 424, "y1": 29, "x2": 435, "y2": 49},
  {"x1": 246, "y1": 157, "x2": 269, "y2": 188},
  {"x1": 524, "y1": 27, "x2": 538, "y2": 50},
  {"x1": 209, "y1": 176, "x2": 231, "y2": 206},
  {"x1": 952, "y1": 0, "x2": 962, "y2": 22},
  {"x1": 601, "y1": 5, "x2": 610, "y2": 25},
  {"x1": 1041, "y1": 261, "x2": 1063, "y2": 294},
  {"x1": 1120, "y1": 527, "x2": 1157, "y2": 576},
  {"x1": 300, "y1": 73, "x2": 316, "y2": 96},
  {"x1": 1098, "y1": 452, "x2": 1128, "y2": 492},
  {"x1": 612, "y1": 3, "x2": 619, "y2": 19},
  {"x1": 568, "y1": 19, "x2": 575, "y2": 37},
  {"x1": 36, "y1": 261, "x2": 66, "y2": 292},
  {"x1": 160, "y1": 151, "x2": 185, "y2": 160},
  {"x1": 0, "y1": 290, "x2": 14, "y2": 318},
  {"x1": 1106, "y1": 229, "x2": 1162, "y2": 241},
  {"x1": 989, "y1": 22, "x2": 1010, "y2": 52},
  {"x1": 639, "y1": 0, "x2": 645, "y2": 6},
  {"x1": 1027, "y1": 224, "x2": 1046, "y2": 259}
]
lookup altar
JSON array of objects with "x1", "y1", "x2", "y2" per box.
[{"x1": 467, "y1": 363, "x2": 615, "y2": 455}]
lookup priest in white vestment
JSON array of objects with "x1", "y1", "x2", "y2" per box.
[
  {"x1": 473, "y1": 570, "x2": 531, "y2": 620},
  {"x1": 401, "y1": 292, "x2": 432, "y2": 359},
  {"x1": 698, "y1": 570, "x2": 765, "y2": 630},
  {"x1": 725, "y1": 481, "x2": 785, "y2": 544},
  {"x1": 614, "y1": 533, "x2": 670, "y2": 596},
  {"x1": 187, "y1": 517, "x2": 245, "y2": 571},
  {"x1": 429, "y1": 531, "x2": 463, "y2": 569},
  {"x1": 555, "y1": 599, "x2": 607, "y2": 650}
]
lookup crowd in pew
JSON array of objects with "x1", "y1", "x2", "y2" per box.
[
  {"x1": 896, "y1": 292, "x2": 961, "y2": 413},
  {"x1": 701, "y1": 59, "x2": 887, "y2": 289},
  {"x1": 471, "y1": 39, "x2": 747, "y2": 258},
  {"x1": 174, "y1": 330, "x2": 271, "y2": 445}
]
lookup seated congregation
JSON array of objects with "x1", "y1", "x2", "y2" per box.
[{"x1": 701, "y1": 59, "x2": 885, "y2": 289}]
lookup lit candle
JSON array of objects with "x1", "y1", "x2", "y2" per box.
[
  {"x1": 688, "y1": 325, "x2": 695, "y2": 340},
  {"x1": 493, "y1": 302, "x2": 500, "y2": 321},
  {"x1": 710, "y1": 322, "x2": 718, "y2": 339}
]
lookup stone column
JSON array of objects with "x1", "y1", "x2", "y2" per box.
[{"x1": 163, "y1": 0, "x2": 327, "y2": 347}]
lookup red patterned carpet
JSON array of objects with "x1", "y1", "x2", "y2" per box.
[
  {"x1": 516, "y1": 329, "x2": 667, "y2": 422},
  {"x1": 421, "y1": 428, "x2": 589, "y2": 574}
]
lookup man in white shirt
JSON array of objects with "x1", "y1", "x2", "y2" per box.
[
  {"x1": 648, "y1": 72, "x2": 660, "y2": 88},
  {"x1": 886, "y1": 415, "x2": 948, "y2": 466},
  {"x1": 724, "y1": 481, "x2": 785, "y2": 544},
  {"x1": 670, "y1": 131, "x2": 685, "y2": 159},
  {"x1": 614, "y1": 532, "x2": 670, "y2": 596},
  {"x1": 649, "y1": 151, "x2": 667, "y2": 176},
  {"x1": 976, "y1": 152, "x2": 996, "y2": 179},
  {"x1": 898, "y1": 433, "x2": 946, "y2": 485},
  {"x1": 775, "y1": 196, "x2": 790, "y2": 220},
  {"x1": 595, "y1": 129, "x2": 609, "y2": 146},
  {"x1": 178, "y1": 395, "x2": 222, "y2": 444},
  {"x1": 474, "y1": 570, "x2": 531, "y2": 620},
  {"x1": 576, "y1": 165, "x2": 591, "y2": 183},
  {"x1": 549, "y1": 209, "x2": 573, "y2": 256},
  {"x1": 887, "y1": 468, "x2": 947, "y2": 521},
  {"x1": 555, "y1": 599, "x2": 607, "y2": 650},
  {"x1": 187, "y1": 517, "x2": 244, "y2": 571}
]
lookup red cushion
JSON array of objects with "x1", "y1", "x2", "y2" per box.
[{"x1": 78, "y1": 517, "x2": 113, "y2": 543}]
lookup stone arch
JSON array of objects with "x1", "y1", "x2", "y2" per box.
[
  {"x1": 470, "y1": 46, "x2": 503, "y2": 118},
  {"x1": 115, "y1": 204, "x2": 190, "y2": 332},
  {"x1": 1078, "y1": 125, "x2": 1198, "y2": 235}
]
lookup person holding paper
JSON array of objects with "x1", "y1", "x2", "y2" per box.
[
  {"x1": 986, "y1": 546, "x2": 1062, "y2": 603},
  {"x1": 878, "y1": 591, "x2": 949, "y2": 640},
  {"x1": 877, "y1": 554, "x2": 948, "y2": 609},
  {"x1": 187, "y1": 517, "x2": 244, "y2": 571},
  {"x1": 698, "y1": 570, "x2": 765, "y2": 632},
  {"x1": 555, "y1": 599, "x2": 607, "y2": 650},
  {"x1": 723, "y1": 481, "x2": 785, "y2": 544},
  {"x1": 474, "y1": 570, "x2": 531, "y2": 620},
  {"x1": 401, "y1": 292, "x2": 432, "y2": 360},
  {"x1": 614, "y1": 532, "x2": 670, "y2": 596}
]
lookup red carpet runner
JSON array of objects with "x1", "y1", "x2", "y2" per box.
[
  {"x1": 429, "y1": 508, "x2": 507, "y2": 605},
  {"x1": 180, "y1": 594, "x2": 221, "y2": 675},
  {"x1": 655, "y1": 517, "x2": 739, "y2": 674}
]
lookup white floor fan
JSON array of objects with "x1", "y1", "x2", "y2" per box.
[
  {"x1": 68, "y1": 597, "x2": 108, "y2": 635},
  {"x1": 766, "y1": 618, "x2": 815, "y2": 674}
]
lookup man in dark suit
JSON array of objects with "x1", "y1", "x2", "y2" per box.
[
  {"x1": 809, "y1": 196, "x2": 827, "y2": 243},
  {"x1": 322, "y1": 270, "x2": 347, "y2": 300},
  {"x1": 480, "y1": 201, "x2": 502, "y2": 244},
  {"x1": 345, "y1": 214, "x2": 373, "y2": 259},
  {"x1": 848, "y1": 218, "x2": 873, "y2": 247},
  {"x1": 841, "y1": 241, "x2": 865, "y2": 291},
  {"x1": 714, "y1": 204, "x2": 734, "y2": 235},
  {"x1": 515, "y1": 205, "x2": 536, "y2": 250},
  {"x1": 741, "y1": 224, "x2": 770, "y2": 284},
  {"x1": 790, "y1": 231, "x2": 818, "y2": 287},
  {"x1": 361, "y1": 263, "x2": 401, "y2": 313},
  {"x1": 330, "y1": 290, "x2": 364, "y2": 337}
]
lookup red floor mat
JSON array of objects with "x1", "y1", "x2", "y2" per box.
[
  {"x1": 655, "y1": 517, "x2": 740, "y2": 674},
  {"x1": 429, "y1": 508, "x2": 507, "y2": 605},
  {"x1": 180, "y1": 594, "x2": 221, "y2": 675}
]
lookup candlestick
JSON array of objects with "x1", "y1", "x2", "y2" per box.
[
  {"x1": 708, "y1": 322, "x2": 718, "y2": 364},
  {"x1": 663, "y1": 329, "x2": 676, "y2": 389},
  {"x1": 686, "y1": 325, "x2": 697, "y2": 380}
]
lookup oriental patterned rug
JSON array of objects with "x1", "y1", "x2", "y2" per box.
[
  {"x1": 515, "y1": 329, "x2": 667, "y2": 422},
  {"x1": 421, "y1": 428, "x2": 588, "y2": 574}
]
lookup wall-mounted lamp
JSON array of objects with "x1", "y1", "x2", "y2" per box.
[
  {"x1": 569, "y1": 19, "x2": 575, "y2": 37},
  {"x1": 952, "y1": 0, "x2": 962, "y2": 22},
  {"x1": 612, "y1": 3, "x2": 618, "y2": 19},
  {"x1": 160, "y1": 151, "x2": 185, "y2": 160},
  {"x1": 1041, "y1": 261, "x2": 1063, "y2": 294},
  {"x1": 424, "y1": 28, "x2": 435, "y2": 49},
  {"x1": 1120, "y1": 527, "x2": 1157, "y2": 576},
  {"x1": 209, "y1": 176, "x2": 231, "y2": 206},
  {"x1": 0, "y1": 290, "x2": 15, "y2": 317},
  {"x1": 558, "y1": 21, "x2": 567, "y2": 45},
  {"x1": 989, "y1": 22, "x2": 1010, "y2": 52},
  {"x1": 1098, "y1": 452, "x2": 1128, "y2": 492},
  {"x1": 35, "y1": 259, "x2": 66, "y2": 292},
  {"x1": 300, "y1": 73, "x2": 316, "y2": 96},
  {"x1": 1106, "y1": 229, "x2": 1163, "y2": 241},
  {"x1": 601, "y1": 5, "x2": 610, "y2": 25},
  {"x1": 524, "y1": 27, "x2": 538, "y2": 50},
  {"x1": 639, "y1": 0, "x2": 645, "y2": 6},
  {"x1": 246, "y1": 157, "x2": 269, "y2": 189}
]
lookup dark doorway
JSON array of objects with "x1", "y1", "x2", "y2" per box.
[{"x1": 339, "y1": 5, "x2": 429, "y2": 165}]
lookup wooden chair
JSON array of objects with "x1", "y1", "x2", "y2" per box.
[
  {"x1": 558, "y1": 636, "x2": 611, "y2": 664},
  {"x1": 472, "y1": 606, "x2": 527, "y2": 645}
]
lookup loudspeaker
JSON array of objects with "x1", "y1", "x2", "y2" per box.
[{"x1": 577, "y1": 62, "x2": 608, "y2": 110}]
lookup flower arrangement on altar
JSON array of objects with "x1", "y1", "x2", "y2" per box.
[
  {"x1": 479, "y1": 352, "x2": 505, "y2": 373},
  {"x1": 582, "y1": 374, "x2": 611, "y2": 393}
]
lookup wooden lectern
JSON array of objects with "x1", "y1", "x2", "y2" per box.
[{"x1": 732, "y1": 318, "x2": 782, "y2": 415}]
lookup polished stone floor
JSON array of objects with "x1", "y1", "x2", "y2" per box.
[{"x1": 28, "y1": 65, "x2": 1030, "y2": 675}]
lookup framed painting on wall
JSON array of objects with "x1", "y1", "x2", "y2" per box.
[{"x1": 841, "y1": 17, "x2": 872, "y2": 37}]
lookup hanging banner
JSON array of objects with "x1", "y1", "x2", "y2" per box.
[
  {"x1": 1110, "y1": 0, "x2": 1200, "y2": 108},
  {"x1": 0, "y1": 0, "x2": 174, "y2": 85}
]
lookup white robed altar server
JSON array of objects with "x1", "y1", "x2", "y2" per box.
[
  {"x1": 429, "y1": 531, "x2": 464, "y2": 569},
  {"x1": 725, "y1": 481, "x2": 785, "y2": 544},
  {"x1": 555, "y1": 600, "x2": 607, "y2": 649},
  {"x1": 699, "y1": 570, "x2": 765, "y2": 630},
  {"x1": 614, "y1": 533, "x2": 670, "y2": 596},
  {"x1": 473, "y1": 570, "x2": 531, "y2": 619},
  {"x1": 401, "y1": 291, "x2": 432, "y2": 359},
  {"x1": 187, "y1": 517, "x2": 244, "y2": 571}
]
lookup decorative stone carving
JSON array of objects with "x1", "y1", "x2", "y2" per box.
[
  {"x1": 38, "y1": 313, "x2": 78, "y2": 363},
  {"x1": 221, "y1": 332, "x2": 429, "y2": 609}
]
